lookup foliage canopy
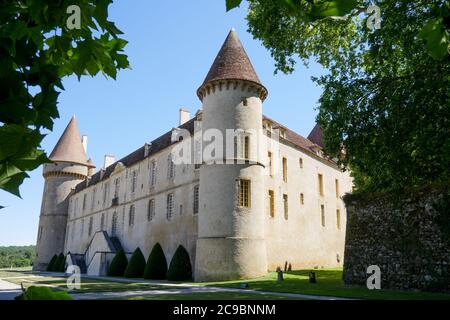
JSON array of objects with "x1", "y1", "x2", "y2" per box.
[
  {"x1": 230, "y1": 0, "x2": 450, "y2": 192},
  {"x1": 0, "y1": 0, "x2": 129, "y2": 198}
]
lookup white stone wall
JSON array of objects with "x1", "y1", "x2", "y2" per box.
[
  {"x1": 263, "y1": 135, "x2": 353, "y2": 270},
  {"x1": 65, "y1": 143, "x2": 200, "y2": 268}
]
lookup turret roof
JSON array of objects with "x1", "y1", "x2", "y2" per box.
[
  {"x1": 197, "y1": 29, "x2": 265, "y2": 98},
  {"x1": 49, "y1": 117, "x2": 92, "y2": 167},
  {"x1": 307, "y1": 124, "x2": 325, "y2": 148}
]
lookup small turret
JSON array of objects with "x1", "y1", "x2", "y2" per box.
[{"x1": 34, "y1": 117, "x2": 93, "y2": 271}]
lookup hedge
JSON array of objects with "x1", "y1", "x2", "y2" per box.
[
  {"x1": 124, "y1": 247, "x2": 146, "y2": 278},
  {"x1": 46, "y1": 254, "x2": 58, "y2": 272},
  {"x1": 107, "y1": 249, "x2": 128, "y2": 277},
  {"x1": 143, "y1": 243, "x2": 167, "y2": 280},
  {"x1": 167, "y1": 245, "x2": 192, "y2": 281}
]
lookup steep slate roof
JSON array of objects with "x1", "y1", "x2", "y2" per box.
[
  {"x1": 264, "y1": 116, "x2": 325, "y2": 154},
  {"x1": 307, "y1": 124, "x2": 325, "y2": 148},
  {"x1": 197, "y1": 29, "x2": 265, "y2": 98},
  {"x1": 49, "y1": 116, "x2": 94, "y2": 167},
  {"x1": 74, "y1": 118, "x2": 196, "y2": 193},
  {"x1": 73, "y1": 115, "x2": 331, "y2": 194}
]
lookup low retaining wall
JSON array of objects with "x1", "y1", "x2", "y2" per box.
[{"x1": 343, "y1": 186, "x2": 450, "y2": 292}]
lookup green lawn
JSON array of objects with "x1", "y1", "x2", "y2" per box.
[
  {"x1": 2, "y1": 268, "x2": 449, "y2": 300},
  {"x1": 1, "y1": 271, "x2": 164, "y2": 293},
  {"x1": 120, "y1": 292, "x2": 305, "y2": 300},
  {"x1": 0, "y1": 267, "x2": 33, "y2": 278},
  {"x1": 199, "y1": 269, "x2": 450, "y2": 300}
]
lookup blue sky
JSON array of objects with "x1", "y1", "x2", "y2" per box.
[{"x1": 0, "y1": 0, "x2": 326, "y2": 245}]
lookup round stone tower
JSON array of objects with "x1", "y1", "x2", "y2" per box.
[
  {"x1": 194, "y1": 29, "x2": 269, "y2": 281},
  {"x1": 33, "y1": 117, "x2": 93, "y2": 271}
]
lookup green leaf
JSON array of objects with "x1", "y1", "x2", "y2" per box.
[
  {"x1": 226, "y1": 0, "x2": 243, "y2": 11},
  {"x1": 419, "y1": 19, "x2": 449, "y2": 60},
  {"x1": 310, "y1": 0, "x2": 358, "y2": 19}
]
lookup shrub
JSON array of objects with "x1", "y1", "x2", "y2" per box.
[
  {"x1": 15, "y1": 286, "x2": 72, "y2": 300},
  {"x1": 124, "y1": 247, "x2": 146, "y2": 278},
  {"x1": 144, "y1": 243, "x2": 168, "y2": 280},
  {"x1": 167, "y1": 245, "x2": 192, "y2": 281},
  {"x1": 107, "y1": 249, "x2": 128, "y2": 277},
  {"x1": 56, "y1": 253, "x2": 66, "y2": 272},
  {"x1": 46, "y1": 254, "x2": 58, "y2": 271}
]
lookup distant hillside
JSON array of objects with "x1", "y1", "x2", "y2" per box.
[{"x1": 0, "y1": 245, "x2": 35, "y2": 268}]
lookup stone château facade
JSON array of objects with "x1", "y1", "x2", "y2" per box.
[{"x1": 34, "y1": 30, "x2": 353, "y2": 281}]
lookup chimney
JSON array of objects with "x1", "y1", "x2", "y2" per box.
[
  {"x1": 179, "y1": 108, "x2": 190, "y2": 126},
  {"x1": 81, "y1": 135, "x2": 88, "y2": 153},
  {"x1": 103, "y1": 155, "x2": 115, "y2": 169},
  {"x1": 144, "y1": 143, "x2": 152, "y2": 157}
]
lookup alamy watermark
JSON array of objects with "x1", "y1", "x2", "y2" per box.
[
  {"x1": 366, "y1": 265, "x2": 381, "y2": 290},
  {"x1": 66, "y1": 264, "x2": 81, "y2": 290}
]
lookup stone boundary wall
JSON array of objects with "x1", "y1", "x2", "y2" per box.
[{"x1": 343, "y1": 186, "x2": 450, "y2": 292}]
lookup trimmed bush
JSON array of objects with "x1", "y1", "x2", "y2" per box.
[
  {"x1": 167, "y1": 245, "x2": 192, "y2": 281},
  {"x1": 124, "y1": 247, "x2": 146, "y2": 278},
  {"x1": 144, "y1": 243, "x2": 168, "y2": 280},
  {"x1": 52, "y1": 253, "x2": 64, "y2": 272},
  {"x1": 56, "y1": 253, "x2": 66, "y2": 272},
  {"x1": 46, "y1": 254, "x2": 58, "y2": 271},
  {"x1": 107, "y1": 249, "x2": 128, "y2": 277}
]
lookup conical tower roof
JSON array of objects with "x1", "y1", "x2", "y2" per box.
[
  {"x1": 307, "y1": 124, "x2": 324, "y2": 148},
  {"x1": 197, "y1": 29, "x2": 267, "y2": 99},
  {"x1": 49, "y1": 116, "x2": 90, "y2": 166}
]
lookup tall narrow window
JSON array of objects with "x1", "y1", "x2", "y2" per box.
[
  {"x1": 318, "y1": 174, "x2": 324, "y2": 196},
  {"x1": 91, "y1": 188, "x2": 96, "y2": 211},
  {"x1": 300, "y1": 193, "x2": 304, "y2": 205},
  {"x1": 100, "y1": 213, "x2": 105, "y2": 231},
  {"x1": 193, "y1": 185, "x2": 199, "y2": 214},
  {"x1": 336, "y1": 209, "x2": 341, "y2": 230},
  {"x1": 88, "y1": 217, "x2": 93, "y2": 236},
  {"x1": 283, "y1": 194, "x2": 288, "y2": 220},
  {"x1": 167, "y1": 156, "x2": 175, "y2": 179},
  {"x1": 81, "y1": 219, "x2": 84, "y2": 238},
  {"x1": 268, "y1": 151, "x2": 273, "y2": 176},
  {"x1": 236, "y1": 134, "x2": 250, "y2": 159},
  {"x1": 112, "y1": 212, "x2": 118, "y2": 236},
  {"x1": 131, "y1": 171, "x2": 137, "y2": 193},
  {"x1": 282, "y1": 157, "x2": 288, "y2": 182},
  {"x1": 244, "y1": 136, "x2": 250, "y2": 159},
  {"x1": 114, "y1": 178, "x2": 120, "y2": 198},
  {"x1": 321, "y1": 204, "x2": 325, "y2": 227},
  {"x1": 129, "y1": 205, "x2": 135, "y2": 226},
  {"x1": 74, "y1": 198, "x2": 78, "y2": 216},
  {"x1": 239, "y1": 179, "x2": 251, "y2": 208},
  {"x1": 241, "y1": 97, "x2": 248, "y2": 106},
  {"x1": 103, "y1": 183, "x2": 109, "y2": 205},
  {"x1": 269, "y1": 190, "x2": 275, "y2": 217},
  {"x1": 82, "y1": 194, "x2": 87, "y2": 211},
  {"x1": 38, "y1": 226, "x2": 43, "y2": 241},
  {"x1": 179, "y1": 204, "x2": 183, "y2": 215},
  {"x1": 299, "y1": 158, "x2": 303, "y2": 169},
  {"x1": 194, "y1": 139, "x2": 202, "y2": 169},
  {"x1": 147, "y1": 199, "x2": 155, "y2": 221},
  {"x1": 150, "y1": 160, "x2": 157, "y2": 186},
  {"x1": 167, "y1": 193, "x2": 174, "y2": 220},
  {"x1": 335, "y1": 179, "x2": 340, "y2": 198}
]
